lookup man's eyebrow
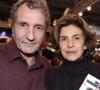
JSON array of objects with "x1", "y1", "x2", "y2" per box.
[
  {"x1": 16, "y1": 21, "x2": 27, "y2": 24},
  {"x1": 60, "y1": 36, "x2": 67, "y2": 38},
  {"x1": 34, "y1": 24, "x2": 45, "y2": 28}
]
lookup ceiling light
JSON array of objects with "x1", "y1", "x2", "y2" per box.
[
  {"x1": 78, "y1": 12, "x2": 83, "y2": 16},
  {"x1": 53, "y1": 19, "x2": 57, "y2": 26},
  {"x1": 87, "y1": 6, "x2": 92, "y2": 11}
]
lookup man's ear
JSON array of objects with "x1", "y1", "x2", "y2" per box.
[
  {"x1": 40, "y1": 33, "x2": 46, "y2": 50},
  {"x1": 84, "y1": 45, "x2": 87, "y2": 50}
]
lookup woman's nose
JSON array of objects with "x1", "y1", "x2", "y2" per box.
[{"x1": 67, "y1": 39, "x2": 74, "y2": 48}]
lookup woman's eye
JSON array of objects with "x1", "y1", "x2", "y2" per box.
[
  {"x1": 60, "y1": 38, "x2": 66, "y2": 41},
  {"x1": 74, "y1": 37, "x2": 80, "y2": 40}
]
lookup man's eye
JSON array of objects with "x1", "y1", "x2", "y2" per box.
[
  {"x1": 20, "y1": 23, "x2": 27, "y2": 27},
  {"x1": 17, "y1": 22, "x2": 27, "y2": 27},
  {"x1": 35, "y1": 26, "x2": 44, "y2": 30},
  {"x1": 37, "y1": 26, "x2": 42, "y2": 29}
]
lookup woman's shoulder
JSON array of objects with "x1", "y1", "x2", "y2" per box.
[
  {"x1": 45, "y1": 66, "x2": 61, "y2": 86},
  {"x1": 46, "y1": 66, "x2": 61, "y2": 78},
  {"x1": 90, "y1": 62, "x2": 100, "y2": 77},
  {"x1": 91, "y1": 62, "x2": 100, "y2": 68}
]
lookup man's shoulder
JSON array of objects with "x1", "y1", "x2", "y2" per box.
[
  {"x1": 0, "y1": 43, "x2": 8, "y2": 62},
  {"x1": 40, "y1": 55, "x2": 51, "y2": 68},
  {"x1": 0, "y1": 43, "x2": 7, "y2": 51}
]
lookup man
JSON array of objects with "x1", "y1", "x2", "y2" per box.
[{"x1": 0, "y1": 0, "x2": 50, "y2": 90}]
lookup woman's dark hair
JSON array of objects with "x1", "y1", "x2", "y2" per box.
[{"x1": 54, "y1": 14, "x2": 96, "y2": 54}]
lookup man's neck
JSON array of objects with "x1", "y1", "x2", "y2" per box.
[{"x1": 20, "y1": 53, "x2": 36, "y2": 67}]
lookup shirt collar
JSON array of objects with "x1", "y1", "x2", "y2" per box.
[
  {"x1": 6, "y1": 38, "x2": 21, "y2": 62},
  {"x1": 6, "y1": 39, "x2": 44, "y2": 69}
]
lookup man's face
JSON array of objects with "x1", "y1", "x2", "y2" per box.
[
  {"x1": 12, "y1": 3, "x2": 46, "y2": 55},
  {"x1": 59, "y1": 24, "x2": 87, "y2": 61}
]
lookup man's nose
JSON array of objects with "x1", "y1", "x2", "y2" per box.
[{"x1": 26, "y1": 28, "x2": 35, "y2": 41}]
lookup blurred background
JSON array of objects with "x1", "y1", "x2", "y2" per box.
[{"x1": 0, "y1": 0, "x2": 100, "y2": 65}]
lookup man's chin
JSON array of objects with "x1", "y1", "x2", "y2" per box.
[{"x1": 22, "y1": 49, "x2": 39, "y2": 55}]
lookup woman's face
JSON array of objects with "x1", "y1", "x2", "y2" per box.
[{"x1": 59, "y1": 24, "x2": 87, "y2": 61}]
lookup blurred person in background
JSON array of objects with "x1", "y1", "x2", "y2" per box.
[
  {"x1": 42, "y1": 48, "x2": 61, "y2": 66},
  {"x1": 45, "y1": 14, "x2": 100, "y2": 90},
  {"x1": 0, "y1": 0, "x2": 50, "y2": 90}
]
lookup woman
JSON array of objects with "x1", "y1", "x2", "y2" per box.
[{"x1": 45, "y1": 14, "x2": 100, "y2": 90}]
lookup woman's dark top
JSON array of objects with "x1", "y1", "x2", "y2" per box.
[{"x1": 45, "y1": 54, "x2": 100, "y2": 90}]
